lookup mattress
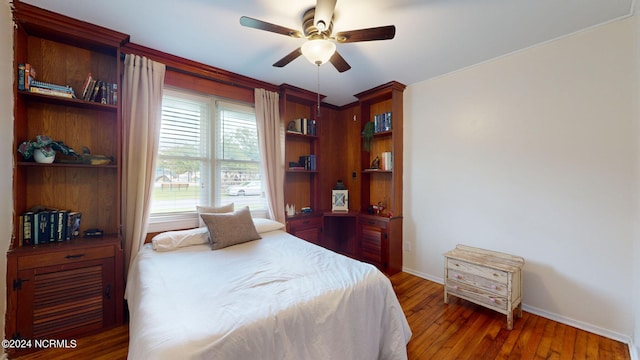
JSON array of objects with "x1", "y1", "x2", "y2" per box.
[{"x1": 125, "y1": 229, "x2": 411, "y2": 359}]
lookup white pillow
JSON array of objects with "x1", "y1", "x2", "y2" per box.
[
  {"x1": 152, "y1": 227, "x2": 209, "y2": 252},
  {"x1": 253, "y1": 218, "x2": 285, "y2": 233},
  {"x1": 196, "y1": 203, "x2": 234, "y2": 227}
]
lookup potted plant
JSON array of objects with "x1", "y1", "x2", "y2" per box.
[
  {"x1": 361, "y1": 121, "x2": 375, "y2": 152},
  {"x1": 17, "y1": 135, "x2": 80, "y2": 163}
]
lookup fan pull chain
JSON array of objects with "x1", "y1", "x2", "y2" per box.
[{"x1": 316, "y1": 63, "x2": 321, "y2": 118}]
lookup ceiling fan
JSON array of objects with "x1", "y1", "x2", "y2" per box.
[{"x1": 239, "y1": 0, "x2": 396, "y2": 73}]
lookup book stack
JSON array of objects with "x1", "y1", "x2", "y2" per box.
[
  {"x1": 80, "y1": 73, "x2": 118, "y2": 105},
  {"x1": 287, "y1": 118, "x2": 317, "y2": 136},
  {"x1": 381, "y1": 152, "x2": 393, "y2": 171},
  {"x1": 19, "y1": 209, "x2": 82, "y2": 246},
  {"x1": 299, "y1": 154, "x2": 317, "y2": 171},
  {"x1": 373, "y1": 112, "x2": 392, "y2": 133},
  {"x1": 18, "y1": 63, "x2": 76, "y2": 98}
]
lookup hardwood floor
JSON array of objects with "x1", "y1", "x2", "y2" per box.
[{"x1": 13, "y1": 272, "x2": 630, "y2": 359}]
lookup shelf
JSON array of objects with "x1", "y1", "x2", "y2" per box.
[
  {"x1": 18, "y1": 91, "x2": 118, "y2": 112},
  {"x1": 18, "y1": 162, "x2": 117, "y2": 169},
  {"x1": 362, "y1": 169, "x2": 392, "y2": 173},
  {"x1": 286, "y1": 131, "x2": 318, "y2": 139},
  {"x1": 286, "y1": 169, "x2": 318, "y2": 173},
  {"x1": 373, "y1": 130, "x2": 392, "y2": 137},
  {"x1": 8, "y1": 234, "x2": 121, "y2": 254}
]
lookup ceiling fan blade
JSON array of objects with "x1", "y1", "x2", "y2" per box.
[
  {"x1": 314, "y1": 0, "x2": 337, "y2": 32},
  {"x1": 329, "y1": 51, "x2": 351, "y2": 73},
  {"x1": 273, "y1": 48, "x2": 302, "y2": 68},
  {"x1": 240, "y1": 16, "x2": 303, "y2": 38},
  {"x1": 335, "y1": 25, "x2": 396, "y2": 43}
]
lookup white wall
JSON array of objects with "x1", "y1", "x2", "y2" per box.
[
  {"x1": 0, "y1": 0, "x2": 13, "y2": 342},
  {"x1": 404, "y1": 16, "x2": 637, "y2": 344}
]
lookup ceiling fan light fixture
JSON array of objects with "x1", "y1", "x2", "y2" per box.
[{"x1": 301, "y1": 38, "x2": 336, "y2": 65}]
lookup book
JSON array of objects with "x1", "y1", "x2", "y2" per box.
[
  {"x1": 89, "y1": 80, "x2": 102, "y2": 102},
  {"x1": 49, "y1": 210, "x2": 59, "y2": 242},
  {"x1": 111, "y1": 83, "x2": 118, "y2": 105},
  {"x1": 67, "y1": 211, "x2": 82, "y2": 238},
  {"x1": 81, "y1": 73, "x2": 93, "y2": 100},
  {"x1": 83, "y1": 78, "x2": 97, "y2": 101},
  {"x1": 24, "y1": 63, "x2": 35, "y2": 90},
  {"x1": 30, "y1": 80, "x2": 75, "y2": 94},
  {"x1": 17, "y1": 64, "x2": 26, "y2": 91},
  {"x1": 381, "y1": 151, "x2": 393, "y2": 171},
  {"x1": 29, "y1": 86, "x2": 74, "y2": 98},
  {"x1": 22, "y1": 211, "x2": 35, "y2": 246},
  {"x1": 100, "y1": 81, "x2": 108, "y2": 104},
  {"x1": 34, "y1": 210, "x2": 51, "y2": 244},
  {"x1": 56, "y1": 210, "x2": 68, "y2": 242}
]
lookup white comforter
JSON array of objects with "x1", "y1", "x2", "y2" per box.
[{"x1": 126, "y1": 230, "x2": 411, "y2": 360}]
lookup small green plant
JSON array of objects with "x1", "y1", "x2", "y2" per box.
[
  {"x1": 361, "y1": 121, "x2": 375, "y2": 152},
  {"x1": 17, "y1": 135, "x2": 80, "y2": 160}
]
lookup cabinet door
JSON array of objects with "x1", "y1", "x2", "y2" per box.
[
  {"x1": 14, "y1": 258, "x2": 115, "y2": 340},
  {"x1": 360, "y1": 224, "x2": 386, "y2": 267},
  {"x1": 294, "y1": 227, "x2": 322, "y2": 244}
]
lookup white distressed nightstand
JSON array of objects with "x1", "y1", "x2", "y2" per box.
[{"x1": 444, "y1": 244, "x2": 525, "y2": 330}]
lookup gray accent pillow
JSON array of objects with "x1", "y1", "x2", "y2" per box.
[
  {"x1": 200, "y1": 206, "x2": 261, "y2": 250},
  {"x1": 196, "y1": 203, "x2": 234, "y2": 227}
]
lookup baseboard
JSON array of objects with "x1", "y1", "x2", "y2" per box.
[
  {"x1": 630, "y1": 343, "x2": 639, "y2": 360},
  {"x1": 522, "y1": 303, "x2": 631, "y2": 345},
  {"x1": 401, "y1": 266, "x2": 635, "y2": 354}
]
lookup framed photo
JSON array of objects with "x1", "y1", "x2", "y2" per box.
[{"x1": 331, "y1": 190, "x2": 349, "y2": 212}]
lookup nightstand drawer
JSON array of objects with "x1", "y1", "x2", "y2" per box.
[
  {"x1": 446, "y1": 281, "x2": 508, "y2": 310},
  {"x1": 17, "y1": 245, "x2": 115, "y2": 270},
  {"x1": 447, "y1": 258, "x2": 508, "y2": 284},
  {"x1": 447, "y1": 267, "x2": 508, "y2": 296},
  {"x1": 288, "y1": 216, "x2": 321, "y2": 232},
  {"x1": 360, "y1": 217, "x2": 387, "y2": 229}
]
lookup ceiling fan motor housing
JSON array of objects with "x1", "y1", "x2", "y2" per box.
[{"x1": 303, "y1": 8, "x2": 333, "y2": 38}]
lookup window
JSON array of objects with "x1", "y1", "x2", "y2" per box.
[{"x1": 149, "y1": 88, "x2": 267, "y2": 231}]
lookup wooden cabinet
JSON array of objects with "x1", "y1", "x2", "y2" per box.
[
  {"x1": 286, "y1": 215, "x2": 322, "y2": 245},
  {"x1": 355, "y1": 81, "x2": 405, "y2": 275},
  {"x1": 5, "y1": 237, "x2": 123, "y2": 356},
  {"x1": 443, "y1": 244, "x2": 525, "y2": 330},
  {"x1": 8, "y1": 2, "x2": 128, "y2": 348}
]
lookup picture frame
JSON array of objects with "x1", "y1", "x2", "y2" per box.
[{"x1": 331, "y1": 190, "x2": 349, "y2": 212}]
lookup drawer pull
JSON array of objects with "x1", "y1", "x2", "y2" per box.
[
  {"x1": 65, "y1": 254, "x2": 85, "y2": 259},
  {"x1": 489, "y1": 297, "x2": 496, "y2": 303},
  {"x1": 455, "y1": 274, "x2": 462, "y2": 279},
  {"x1": 367, "y1": 221, "x2": 376, "y2": 225},
  {"x1": 491, "y1": 285, "x2": 497, "y2": 290},
  {"x1": 302, "y1": 220, "x2": 310, "y2": 224},
  {"x1": 452, "y1": 285, "x2": 458, "y2": 290}
]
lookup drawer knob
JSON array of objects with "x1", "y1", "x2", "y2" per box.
[
  {"x1": 491, "y1": 285, "x2": 497, "y2": 290},
  {"x1": 452, "y1": 285, "x2": 458, "y2": 290},
  {"x1": 455, "y1": 274, "x2": 462, "y2": 279},
  {"x1": 489, "y1": 297, "x2": 496, "y2": 303}
]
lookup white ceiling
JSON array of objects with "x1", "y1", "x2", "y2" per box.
[{"x1": 22, "y1": 0, "x2": 633, "y2": 106}]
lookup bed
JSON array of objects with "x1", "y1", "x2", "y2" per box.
[{"x1": 126, "y1": 216, "x2": 411, "y2": 360}]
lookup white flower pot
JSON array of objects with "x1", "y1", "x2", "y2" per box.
[{"x1": 33, "y1": 149, "x2": 55, "y2": 164}]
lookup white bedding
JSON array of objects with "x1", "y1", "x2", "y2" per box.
[{"x1": 126, "y1": 229, "x2": 411, "y2": 360}]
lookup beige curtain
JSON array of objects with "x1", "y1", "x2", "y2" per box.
[
  {"x1": 122, "y1": 54, "x2": 166, "y2": 273},
  {"x1": 255, "y1": 88, "x2": 285, "y2": 223}
]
